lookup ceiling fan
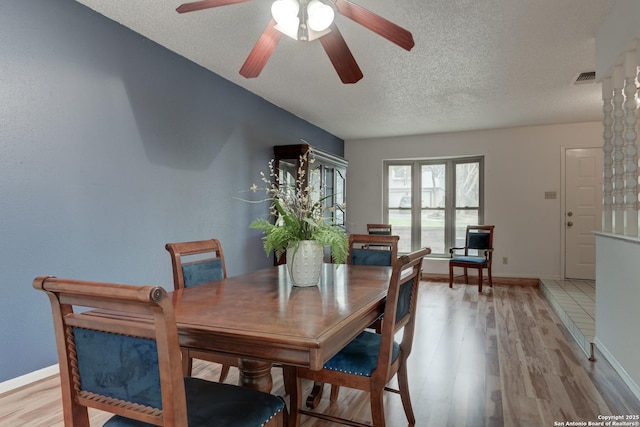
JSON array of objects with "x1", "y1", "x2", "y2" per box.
[{"x1": 175, "y1": 0, "x2": 415, "y2": 84}]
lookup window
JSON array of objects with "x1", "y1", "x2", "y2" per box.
[{"x1": 384, "y1": 157, "x2": 484, "y2": 255}]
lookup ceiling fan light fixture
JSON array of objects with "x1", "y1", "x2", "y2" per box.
[
  {"x1": 174, "y1": 0, "x2": 413, "y2": 83},
  {"x1": 307, "y1": 0, "x2": 334, "y2": 32}
]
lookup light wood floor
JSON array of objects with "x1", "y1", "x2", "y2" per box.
[{"x1": 2, "y1": 282, "x2": 639, "y2": 426}]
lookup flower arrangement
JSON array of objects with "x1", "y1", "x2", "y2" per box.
[{"x1": 247, "y1": 150, "x2": 348, "y2": 265}]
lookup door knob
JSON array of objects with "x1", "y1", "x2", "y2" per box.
[
  {"x1": 567, "y1": 221, "x2": 574, "y2": 227},
  {"x1": 567, "y1": 211, "x2": 573, "y2": 217}
]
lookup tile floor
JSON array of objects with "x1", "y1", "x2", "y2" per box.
[{"x1": 539, "y1": 278, "x2": 596, "y2": 360}]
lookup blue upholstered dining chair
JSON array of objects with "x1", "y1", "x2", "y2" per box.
[
  {"x1": 285, "y1": 247, "x2": 431, "y2": 427},
  {"x1": 449, "y1": 225, "x2": 495, "y2": 292},
  {"x1": 165, "y1": 238, "x2": 237, "y2": 381},
  {"x1": 33, "y1": 276, "x2": 286, "y2": 427},
  {"x1": 303, "y1": 232, "x2": 402, "y2": 411}
]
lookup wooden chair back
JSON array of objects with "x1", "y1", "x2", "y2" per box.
[
  {"x1": 33, "y1": 276, "x2": 187, "y2": 427},
  {"x1": 347, "y1": 233, "x2": 399, "y2": 266},
  {"x1": 164, "y1": 238, "x2": 236, "y2": 379},
  {"x1": 366, "y1": 223, "x2": 392, "y2": 235},
  {"x1": 463, "y1": 225, "x2": 494, "y2": 256},
  {"x1": 165, "y1": 238, "x2": 227, "y2": 290},
  {"x1": 375, "y1": 247, "x2": 430, "y2": 379}
]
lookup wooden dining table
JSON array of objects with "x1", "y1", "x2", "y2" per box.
[{"x1": 171, "y1": 262, "x2": 392, "y2": 394}]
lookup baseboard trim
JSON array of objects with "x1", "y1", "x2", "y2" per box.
[
  {"x1": 594, "y1": 338, "x2": 640, "y2": 402},
  {"x1": 0, "y1": 364, "x2": 59, "y2": 396},
  {"x1": 422, "y1": 273, "x2": 539, "y2": 287}
]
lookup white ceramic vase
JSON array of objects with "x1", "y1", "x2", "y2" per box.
[{"x1": 286, "y1": 240, "x2": 323, "y2": 287}]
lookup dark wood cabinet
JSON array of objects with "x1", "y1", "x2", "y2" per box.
[{"x1": 273, "y1": 144, "x2": 348, "y2": 229}]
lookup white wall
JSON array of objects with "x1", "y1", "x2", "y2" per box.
[
  {"x1": 595, "y1": 233, "x2": 640, "y2": 399},
  {"x1": 345, "y1": 121, "x2": 603, "y2": 278}
]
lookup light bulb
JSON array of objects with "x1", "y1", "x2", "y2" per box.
[
  {"x1": 272, "y1": 0, "x2": 300, "y2": 39},
  {"x1": 271, "y1": 0, "x2": 299, "y2": 25},
  {"x1": 307, "y1": 0, "x2": 334, "y2": 32}
]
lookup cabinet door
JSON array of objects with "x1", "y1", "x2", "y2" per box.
[
  {"x1": 309, "y1": 160, "x2": 322, "y2": 205},
  {"x1": 321, "y1": 165, "x2": 346, "y2": 227},
  {"x1": 278, "y1": 159, "x2": 297, "y2": 193}
]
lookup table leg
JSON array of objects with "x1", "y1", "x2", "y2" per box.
[
  {"x1": 238, "y1": 358, "x2": 273, "y2": 393},
  {"x1": 305, "y1": 381, "x2": 324, "y2": 408}
]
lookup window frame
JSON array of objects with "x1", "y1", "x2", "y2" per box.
[{"x1": 383, "y1": 156, "x2": 484, "y2": 256}]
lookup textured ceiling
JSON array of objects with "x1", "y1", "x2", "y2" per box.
[{"x1": 73, "y1": 0, "x2": 615, "y2": 140}]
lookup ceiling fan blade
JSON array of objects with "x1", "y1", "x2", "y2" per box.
[
  {"x1": 239, "y1": 20, "x2": 282, "y2": 78},
  {"x1": 176, "y1": 0, "x2": 254, "y2": 14},
  {"x1": 319, "y1": 24, "x2": 363, "y2": 84},
  {"x1": 334, "y1": 0, "x2": 415, "y2": 51}
]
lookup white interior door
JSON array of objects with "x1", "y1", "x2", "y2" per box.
[{"x1": 564, "y1": 148, "x2": 603, "y2": 280}]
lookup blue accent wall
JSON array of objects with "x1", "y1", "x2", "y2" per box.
[{"x1": 0, "y1": 0, "x2": 343, "y2": 382}]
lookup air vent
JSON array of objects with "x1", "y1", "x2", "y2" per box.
[{"x1": 573, "y1": 71, "x2": 596, "y2": 85}]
